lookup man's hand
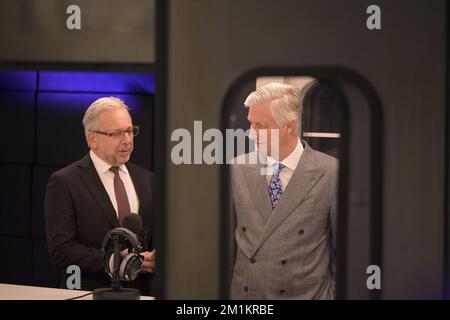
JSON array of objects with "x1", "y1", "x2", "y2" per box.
[{"x1": 141, "y1": 249, "x2": 155, "y2": 273}]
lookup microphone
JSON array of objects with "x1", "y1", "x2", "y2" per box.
[{"x1": 123, "y1": 213, "x2": 149, "y2": 251}]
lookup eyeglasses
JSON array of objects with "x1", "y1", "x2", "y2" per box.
[{"x1": 92, "y1": 125, "x2": 140, "y2": 138}]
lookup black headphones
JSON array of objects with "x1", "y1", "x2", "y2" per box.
[{"x1": 101, "y1": 227, "x2": 144, "y2": 282}]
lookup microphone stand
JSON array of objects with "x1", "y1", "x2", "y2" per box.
[{"x1": 93, "y1": 234, "x2": 141, "y2": 300}]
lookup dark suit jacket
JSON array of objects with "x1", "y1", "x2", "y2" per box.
[{"x1": 44, "y1": 153, "x2": 154, "y2": 294}]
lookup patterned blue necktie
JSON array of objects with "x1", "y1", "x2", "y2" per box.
[{"x1": 268, "y1": 163, "x2": 285, "y2": 209}]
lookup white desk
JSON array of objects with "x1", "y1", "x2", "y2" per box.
[{"x1": 0, "y1": 283, "x2": 154, "y2": 300}]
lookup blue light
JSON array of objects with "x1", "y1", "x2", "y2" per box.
[
  {"x1": 37, "y1": 93, "x2": 151, "y2": 115},
  {"x1": 0, "y1": 71, "x2": 37, "y2": 91},
  {"x1": 39, "y1": 71, "x2": 155, "y2": 94}
]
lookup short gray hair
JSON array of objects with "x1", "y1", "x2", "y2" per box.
[
  {"x1": 244, "y1": 83, "x2": 303, "y2": 131},
  {"x1": 82, "y1": 97, "x2": 130, "y2": 145}
]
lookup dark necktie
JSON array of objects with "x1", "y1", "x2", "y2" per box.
[{"x1": 110, "y1": 166, "x2": 130, "y2": 226}]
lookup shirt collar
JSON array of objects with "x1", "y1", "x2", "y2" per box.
[
  {"x1": 89, "y1": 150, "x2": 129, "y2": 175},
  {"x1": 266, "y1": 137, "x2": 304, "y2": 170}
]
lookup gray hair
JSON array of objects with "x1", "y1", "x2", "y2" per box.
[
  {"x1": 244, "y1": 83, "x2": 303, "y2": 133},
  {"x1": 82, "y1": 96, "x2": 130, "y2": 145}
]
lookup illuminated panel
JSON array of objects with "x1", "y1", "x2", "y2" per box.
[
  {"x1": 39, "y1": 71, "x2": 155, "y2": 94},
  {"x1": 0, "y1": 71, "x2": 37, "y2": 91}
]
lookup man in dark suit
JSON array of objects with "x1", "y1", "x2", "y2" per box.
[{"x1": 45, "y1": 97, "x2": 155, "y2": 295}]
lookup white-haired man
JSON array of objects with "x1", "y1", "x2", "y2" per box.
[
  {"x1": 45, "y1": 97, "x2": 155, "y2": 295},
  {"x1": 230, "y1": 83, "x2": 338, "y2": 299}
]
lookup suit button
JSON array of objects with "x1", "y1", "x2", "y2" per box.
[
  {"x1": 279, "y1": 289, "x2": 285, "y2": 294},
  {"x1": 250, "y1": 257, "x2": 255, "y2": 263},
  {"x1": 242, "y1": 226, "x2": 246, "y2": 232},
  {"x1": 244, "y1": 286, "x2": 248, "y2": 292},
  {"x1": 281, "y1": 260, "x2": 287, "y2": 265},
  {"x1": 299, "y1": 229, "x2": 304, "y2": 235}
]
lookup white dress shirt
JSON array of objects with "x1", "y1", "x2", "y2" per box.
[
  {"x1": 90, "y1": 150, "x2": 139, "y2": 217},
  {"x1": 265, "y1": 138, "x2": 304, "y2": 192}
]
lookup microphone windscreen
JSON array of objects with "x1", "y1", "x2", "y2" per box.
[{"x1": 122, "y1": 213, "x2": 142, "y2": 234}]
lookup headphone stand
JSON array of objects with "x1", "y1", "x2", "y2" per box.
[
  {"x1": 93, "y1": 234, "x2": 141, "y2": 300},
  {"x1": 93, "y1": 287, "x2": 140, "y2": 300}
]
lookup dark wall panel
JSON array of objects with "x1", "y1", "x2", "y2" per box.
[
  {"x1": 0, "y1": 93, "x2": 35, "y2": 163},
  {"x1": 0, "y1": 237, "x2": 32, "y2": 285},
  {"x1": 32, "y1": 166, "x2": 62, "y2": 239},
  {"x1": 37, "y1": 93, "x2": 104, "y2": 166},
  {"x1": 32, "y1": 239, "x2": 59, "y2": 288},
  {"x1": 0, "y1": 165, "x2": 31, "y2": 237}
]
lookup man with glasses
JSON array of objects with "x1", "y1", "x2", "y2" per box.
[{"x1": 45, "y1": 97, "x2": 155, "y2": 295}]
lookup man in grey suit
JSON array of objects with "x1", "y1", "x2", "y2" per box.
[{"x1": 230, "y1": 83, "x2": 338, "y2": 300}]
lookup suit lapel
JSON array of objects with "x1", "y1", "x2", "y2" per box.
[
  {"x1": 243, "y1": 159, "x2": 273, "y2": 222},
  {"x1": 78, "y1": 154, "x2": 119, "y2": 228},
  {"x1": 251, "y1": 144, "x2": 323, "y2": 256},
  {"x1": 126, "y1": 163, "x2": 153, "y2": 250},
  {"x1": 126, "y1": 163, "x2": 148, "y2": 220}
]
